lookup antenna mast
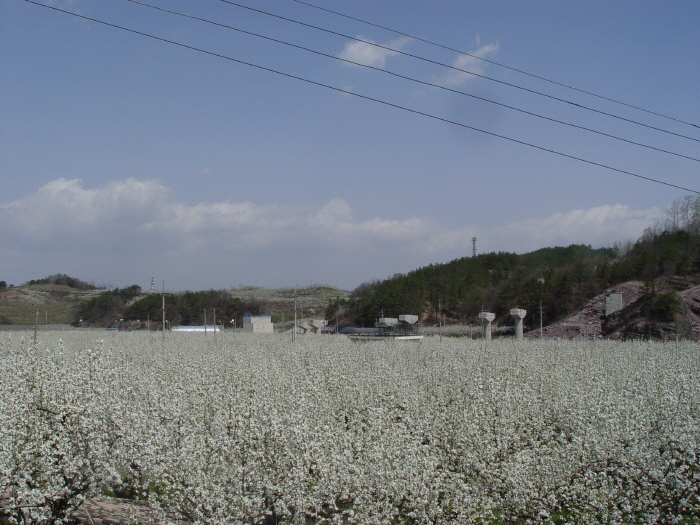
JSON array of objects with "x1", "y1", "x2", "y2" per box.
[{"x1": 471, "y1": 236, "x2": 477, "y2": 257}]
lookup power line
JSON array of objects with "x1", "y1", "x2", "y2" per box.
[
  {"x1": 21, "y1": 0, "x2": 699, "y2": 194},
  {"x1": 217, "y1": 0, "x2": 700, "y2": 145},
  {"x1": 123, "y1": 0, "x2": 700, "y2": 164},
  {"x1": 287, "y1": 0, "x2": 700, "y2": 131}
]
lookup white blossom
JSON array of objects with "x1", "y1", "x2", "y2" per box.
[{"x1": 1, "y1": 333, "x2": 698, "y2": 524}]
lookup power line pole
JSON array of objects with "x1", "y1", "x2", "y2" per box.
[
  {"x1": 438, "y1": 299, "x2": 442, "y2": 343},
  {"x1": 158, "y1": 281, "x2": 172, "y2": 339},
  {"x1": 162, "y1": 284, "x2": 166, "y2": 339},
  {"x1": 336, "y1": 297, "x2": 341, "y2": 336}
]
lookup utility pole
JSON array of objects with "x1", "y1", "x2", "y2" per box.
[
  {"x1": 159, "y1": 282, "x2": 172, "y2": 339},
  {"x1": 293, "y1": 286, "x2": 298, "y2": 342},
  {"x1": 292, "y1": 286, "x2": 309, "y2": 342},
  {"x1": 162, "y1": 292, "x2": 166, "y2": 339},
  {"x1": 438, "y1": 299, "x2": 442, "y2": 342},
  {"x1": 336, "y1": 297, "x2": 341, "y2": 336}
]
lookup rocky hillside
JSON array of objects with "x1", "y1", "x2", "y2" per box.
[
  {"x1": 524, "y1": 281, "x2": 645, "y2": 340},
  {"x1": 680, "y1": 284, "x2": 700, "y2": 339},
  {"x1": 525, "y1": 279, "x2": 700, "y2": 341}
]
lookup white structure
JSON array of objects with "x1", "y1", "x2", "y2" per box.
[
  {"x1": 242, "y1": 314, "x2": 274, "y2": 333},
  {"x1": 510, "y1": 308, "x2": 527, "y2": 340},
  {"x1": 290, "y1": 318, "x2": 328, "y2": 335},
  {"x1": 478, "y1": 311, "x2": 496, "y2": 340},
  {"x1": 605, "y1": 292, "x2": 623, "y2": 316},
  {"x1": 171, "y1": 325, "x2": 220, "y2": 332},
  {"x1": 308, "y1": 319, "x2": 327, "y2": 334},
  {"x1": 347, "y1": 313, "x2": 422, "y2": 341}
]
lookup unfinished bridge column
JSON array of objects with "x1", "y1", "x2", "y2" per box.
[
  {"x1": 510, "y1": 308, "x2": 527, "y2": 340},
  {"x1": 478, "y1": 312, "x2": 495, "y2": 340}
]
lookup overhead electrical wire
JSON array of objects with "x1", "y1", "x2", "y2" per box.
[
  {"x1": 21, "y1": 0, "x2": 699, "y2": 194},
  {"x1": 287, "y1": 0, "x2": 700, "y2": 131},
  {"x1": 217, "y1": 0, "x2": 700, "y2": 145},
  {"x1": 123, "y1": 0, "x2": 700, "y2": 164}
]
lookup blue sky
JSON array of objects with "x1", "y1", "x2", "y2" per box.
[{"x1": 1, "y1": 0, "x2": 698, "y2": 290}]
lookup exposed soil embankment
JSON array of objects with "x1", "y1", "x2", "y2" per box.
[
  {"x1": 525, "y1": 281, "x2": 645, "y2": 340},
  {"x1": 527, "y1": 280, "x2": 700, "y2": 341},
  {"x1": 680, "y1": 284, "x2": 700, "y2": 340}
]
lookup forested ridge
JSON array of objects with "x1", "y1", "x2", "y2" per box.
[
  {"x1": 76, "y1": 287, "x2": 268, "y2": 329},
  {"x1": 335, "y1": 196, "x2": 700, "y2": 329},
  {"x1": 338, "y1": 244, "x2": 616, "y2": 327}
]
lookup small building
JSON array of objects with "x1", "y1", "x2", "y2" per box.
[
  {"x1": 605, "y1": 292, "x2": 623, "y2": 316},
  {"x1": 242, "y1": 313, "x2": 274, "y2": 333}
]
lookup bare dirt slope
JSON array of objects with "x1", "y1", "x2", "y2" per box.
[
  {"x1": 525, "y1": 281, "x2": 645, "y2": 340},
  {"x1": 680, "y1": 284, "x2": 700, "y2": 340}
]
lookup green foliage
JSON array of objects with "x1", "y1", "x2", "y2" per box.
[
  {"x1": 77, "y1": 285, "x2": 142, "y2": 324},
  {"x1": 347, "y1": 245, "x2": 615, "y2": 327},
  {"x1": 608, "y1": 230, "x2": 700, "y2": 284},
  {"x1": 25, "y1": 273, "x2": 99, "y2": 290},
  {"x1": 649, "y1": 292, "x2": 683, "y2": 322},
  {"x1": 121, "y1": 289, "x2": 253, "y2": 328}
]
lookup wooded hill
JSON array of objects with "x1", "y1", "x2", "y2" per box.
[{"x1": 331, "y1": 196, "x2": 700, "y2": 330}]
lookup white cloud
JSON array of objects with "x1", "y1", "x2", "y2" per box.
[
  {"x1": 0, "y1": 178, "x2": 432, "y2": 251},
  {"x1": 433, "y1": 39, "x2": 500, "y2": 87},
  {"x1": 1, "y1": 178, "x2": 170, "y2": 242},
  {"x1": 338, "y1": 36, "x2": 411, "y2": 68},
  {"x1": 0, "y1": 179, "x2": 661, "y2": 289},
  {"x1": 490, "y1": 204, "x2": 662, "y2": 253}
]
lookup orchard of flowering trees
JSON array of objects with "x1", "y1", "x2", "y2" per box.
[{"x1": 1, "y1": 332, "x2": 699, "y2": 524}]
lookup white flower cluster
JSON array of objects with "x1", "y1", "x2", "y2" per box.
[{"x1": 1, "y1": 333, "x2": 698, "y2": 524}]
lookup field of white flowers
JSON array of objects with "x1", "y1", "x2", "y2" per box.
[{"x1": 1, "y1": 332, "x2": 699, "y2": 525}]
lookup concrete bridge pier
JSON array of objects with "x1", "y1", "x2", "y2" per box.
[
  {"x1": 478, "y1": 312, "x2": 496, "y2": 340},
  {"x1": 510, "y1": 308, "x2": 527, "y2": 340}
]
